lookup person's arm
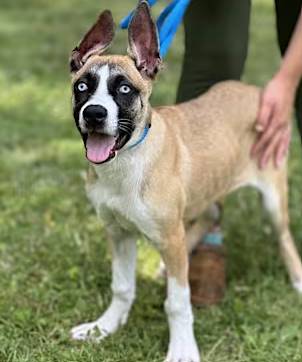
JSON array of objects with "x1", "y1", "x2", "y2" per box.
[{"x1": 252, "y1": 9, "x2": 302, "y2": 169}]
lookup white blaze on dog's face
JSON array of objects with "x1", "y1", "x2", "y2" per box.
[
  {"x1": 78, "y1": 65, "x2": 119, "y2": 137},
  {"x1": 70, "y1": 3, "x2": 161, "y2": 165}
]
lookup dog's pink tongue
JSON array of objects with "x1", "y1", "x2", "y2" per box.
[{"x1": 86, "y1": 133, "x2": 116, "y2": 164}]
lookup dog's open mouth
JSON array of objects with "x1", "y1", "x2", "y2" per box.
[{"x1": 85, "y1": 132, "x2": 131, "y2": 164}]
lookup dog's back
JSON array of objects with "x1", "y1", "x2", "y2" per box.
[
  {"x1": 157, "y1": 80, "x2": 259, "y2": 161},
  {"x1": 155, "y1": 81, "x2": 260, "y2": 210}
]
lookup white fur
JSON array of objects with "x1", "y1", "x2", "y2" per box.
[
  {"x1": 71, "y1": 238, "x2": 137, "y2": 341},
  {"x1": 250, "y1": 179, "x2": 280, "y2": 215},
  {"x1": 79, "y1": 65, "x2": 119, "y2": 135},
  {"x1": 86, "y1": 149, "x2": 161, "y2": 243},
  {"x1": 293, "y1": 281, "x2": 302, "y2": 294},
  {"x1": 164, "y1": 277, "x2": 200, "y2": 362}
]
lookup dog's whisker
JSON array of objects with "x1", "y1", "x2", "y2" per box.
[
  {"x1": 118, "y1": 119, "x2": 135, "y2": 136},
  {"x1": 118, "y1": 124, "x2": 133, "y2": 132}
]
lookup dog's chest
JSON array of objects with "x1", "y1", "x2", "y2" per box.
[{"x1": 86, "y1": 160, "x2": 160, "y2": 242}]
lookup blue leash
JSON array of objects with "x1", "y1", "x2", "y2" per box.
[{"x1": 120, "y1": 0, "x2": 191, "y2": 58}]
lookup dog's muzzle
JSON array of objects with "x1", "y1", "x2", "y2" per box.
[{"x1": 80, "y1": 106, "x2": 135, "y2": 165}]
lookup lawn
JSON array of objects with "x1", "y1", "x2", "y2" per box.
[{"x1": 0, "y1": 0, "x2": 302, "y2": 361}]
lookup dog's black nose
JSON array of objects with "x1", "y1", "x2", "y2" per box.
[{"x1": 83, "y1": 105, "x2": 108, "y2": 129}]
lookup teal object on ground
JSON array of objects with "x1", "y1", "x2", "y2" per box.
[
  {"x1": 203, "y1": 232, "x2": 224, "y2": 246},
  {"x1": 120, "y1": 0, "x2": 191, "y2": 58}
]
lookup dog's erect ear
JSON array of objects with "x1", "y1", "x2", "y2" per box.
[
  {"x1": 128, "y1": 1, "x2": 161, "y2": 79},
  {"x1": 70, "y1": 10, "x2": 115, "y2": 72}
]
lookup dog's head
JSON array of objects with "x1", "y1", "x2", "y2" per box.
[{"x1": 70, "y1": 1, "x2": 161, "y2": 165}]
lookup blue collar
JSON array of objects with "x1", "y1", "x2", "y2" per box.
[{"x1": 127, "y1": 124, "x2": 151, "y2": 150}]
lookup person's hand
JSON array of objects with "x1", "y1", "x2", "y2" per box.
[{"x1": 251, "y1": 72, "x2": 296, "y2": 169}]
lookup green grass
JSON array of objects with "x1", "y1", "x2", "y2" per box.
[{"x1": 1, "y1": 0, "x2": 302, "y2": 361}]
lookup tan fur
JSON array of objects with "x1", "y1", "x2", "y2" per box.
[{"x1": 78, "y1": 55, "x2": 302, "y2": 290}]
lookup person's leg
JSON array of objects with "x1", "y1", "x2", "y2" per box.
[
  {"x1": 177, "y1": 0, "x2": 251, "y2": 306},
  {"x1": 177, "y1": 0, "x2": 251, "y2": 103},
  {"x1": 275, "y1": 0, "x2": 302, "y2": 142},
  {"x1": 295, "y1": 84, "x2": 302, "y2": 141}
]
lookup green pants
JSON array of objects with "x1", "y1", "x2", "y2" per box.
[{"x1": 177, "y1": 0, "x2": 302, "y2": 140}]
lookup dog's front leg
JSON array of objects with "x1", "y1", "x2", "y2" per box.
[
  {"x1": 161, "y1": 224, "x2": 200, "y2": 362},
  {"x1": 71, "y1": 235, "x2": 137, "y2": 342}
]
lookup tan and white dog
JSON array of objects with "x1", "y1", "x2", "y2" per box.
[{"x1": 69, "y1": 2, "x2": 302, "y2": 361}]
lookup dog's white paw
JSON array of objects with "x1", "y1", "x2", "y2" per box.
[
  {"x1": 165, "y1": 339, "x2": 200, "y2": 362},
  {"x1": 71, "y1": 321, "x2": 109, "y2": 342},
  {"x1": 71, "y1": 301, "x2": 130, "y2": 342},
  {"x1": 293, "y1": 280, "x2": 302, "y2": 294}
]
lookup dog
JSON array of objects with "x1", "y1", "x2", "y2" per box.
[{"x1": 69, "y1": 2, "x2": 302, "y2": 361}]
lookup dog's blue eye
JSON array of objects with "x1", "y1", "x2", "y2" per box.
[
  {"x1": 119, "y1": 85, "x2": 131, "y2": 94},
  {"x1": 77, "y1": 82, "x2": 88, "y2": 92}
]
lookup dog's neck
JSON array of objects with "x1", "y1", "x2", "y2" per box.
[
  {"x1": 127, "y1": 106, "x2": 152, "y2": 149},
  {"x1": 126, "y1": 123, "x2": 151, "y2": 150},
  {"x1": 119, "y1": 102, "x2": 153, "y2": 151}
]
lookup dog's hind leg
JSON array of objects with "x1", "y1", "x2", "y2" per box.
[
  {"x1": 253, "y1": 166, "x2": 302, "y2": 293},
  {"x1": 71, "y1": 235, "x2": 137, "y2": 341},
  {"x1": 186, "y1": 219, "x2": 208, "y2": 253},
  {"x1": 161, "y1": 222, "x2": 200, "y2": 362}
]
